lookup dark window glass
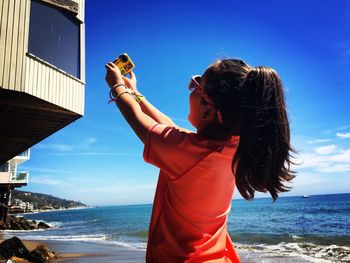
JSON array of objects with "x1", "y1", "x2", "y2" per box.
[
  {"x1": 0, "y1": 163, "x2": 8, "y2": 172},
  {"x1": 28, "y1": 0, "x2": 80, "y2": 79}
]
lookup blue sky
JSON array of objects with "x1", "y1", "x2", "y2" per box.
[{"x1": 21, "y1": 0, "x2": 350, "y2": 206}]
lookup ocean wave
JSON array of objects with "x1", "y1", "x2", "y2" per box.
[
  {"x1": 15, "y1": 218, "x2": 63, "y2": 228},
  {"x1": 10, "y1": 234, "x2": 110, "y2": 242},
  {"x1": 109, "y1": 240, "x2": 147, "y2": 251},
  {"x1": 232, "y1": 233, "x2": 350, "y2": 246},
  {"x1": 2, "y1": 220, "x2": 60, "y2": 233},
  {"x1": 236, "y1": 242, "x2": 350, "y2": 262},
  {"x1": 5, "y1": 230, "x2": 349, "y2": 261},
  {"x1": 4, "y1": 232, "x2": 147, "y2": 251},
  {"x1": 60, "y1": 219, "x2": 99, "y2": 227},
  {"x1": 68, "y1": 219, "x2": 99, "y2": 224},
  {"x1": 44, "y1": 221, "x2": 63, "y2": 228},
  {"x1": 3, "y1": 229, "x2": 46, "y2": 233}
]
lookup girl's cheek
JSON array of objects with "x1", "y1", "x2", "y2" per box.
[{"x1": 188, "y1": 95, "x2": 195, "y2": 125}]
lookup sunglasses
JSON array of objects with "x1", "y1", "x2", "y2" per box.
[{"x1": 188, "y1": 75, "x2": 223, "y2": 124}]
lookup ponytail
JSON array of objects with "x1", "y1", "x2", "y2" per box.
[
  {"x1": 232, "y1": 66, "x2": 295, "y2": 201},
  {"x1": 203, "y1": 59, "x2": 295, "y2": 201}
]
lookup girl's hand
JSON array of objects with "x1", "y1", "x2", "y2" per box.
[
  {"x1": 122, "y1": 71, "x2": 139, "y2": 95},
  {"x1": 105, "y1": 62, "x2": 124, "y2": 88}
]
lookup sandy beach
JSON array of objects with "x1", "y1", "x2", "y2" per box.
[
  {"x1": 1, "y1": 239, "x2": 145, "y2": 263},
  {"x1": 47, "y1": 241, "x2": 317, "y2": 262},
  {"x1": 1, "y1": 239, "x2": 316, "y2": 263},
  {"x1": 4, "y1": 194, "x2": 349, "y2": 262}
]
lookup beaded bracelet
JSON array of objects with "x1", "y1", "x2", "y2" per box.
[
  {"x1": 135, "y1": 94, "x2": 145, "y2": 103},
  {"x1": 111, "y1": 83, "x2": 128, "y2": 90},
  {"x1": 108, "y1": 88, "x2": 131, "y2": 104},
  {"x1": 108, "y1": 83, "x2": 145, "y2": 104}
]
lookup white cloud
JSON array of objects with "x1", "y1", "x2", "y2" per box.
[
  {"x1": 330, "y1": 149, "x2": 350, "y2": 163},
  {"x1": 30, "y1": 176, "x2": 64, "y2": 186},
  {"x1": 307, "y1": 139, "x2": 331, "y2": 144},
  {"x1": 51, "y1": 152, "x2": 139, "y2": 156},
  {"x1": 314, "y1": 145, "x2": 337, "y2": 155},
  {"x1": 294, "y1": 152, "x2": 328, "y2": 169},
  {"x1": 85, "y1": 137, "x2": 97, "y2": 144},
  {"x1": 318, "y1": 164, "x2": 350, "y2": 173},
  {"x1": 292, "y1": 173, "x2": 328, "y2": 187},
  {"x1": 337, "y1": 125, "x2": 350, "y2": 131},
  {"x1": 37, "y1": 143, "x2": 73, "y2": 152},
  {"x1": 89, "y1": 184, "x2": 155, "y2": 193},
  {"x1": 336, "y1": 132, "x2": 350, "y2": 139},
  {"x1": 80, "y1": 137, "x2": 97, "y2": 149},
  {"x1": 36, "y1": 137, "x2": 100, "y2": 153},
  {"x1": 73, "y1": 182, "x2": 156, "y2": 205},
  {"x1": 21, "y1": 167, "x2": 74, "y2": 175},
  {"x1": 296, "y1": 147, "x2": 350, "y2": 173}
]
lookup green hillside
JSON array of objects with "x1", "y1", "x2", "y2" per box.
[{"x1": 12, "y1": 190, "x2": 87, "y2": 209}]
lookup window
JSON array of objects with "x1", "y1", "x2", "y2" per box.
[
  {"x1": 28, "y1": 0, "x2": 80, "y2": 78},
  {"x1": 0, "y1": 163, "x2": 9, "y2": 172}
]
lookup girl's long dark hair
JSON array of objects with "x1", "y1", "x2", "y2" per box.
[{"x1": 203, "y1": 59, "x2": 295, "y2": 201}]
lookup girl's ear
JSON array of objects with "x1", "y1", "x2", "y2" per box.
[{"x1": 201, "y1": 105, "x2": 215, "y2": 121}]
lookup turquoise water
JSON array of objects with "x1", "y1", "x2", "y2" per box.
[{"x1": 4, "y1": 193, "x2": 350, "y2": 262}]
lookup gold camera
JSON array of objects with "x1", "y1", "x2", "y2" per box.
[{"x1": 113, "y1": 53, "x2": 135, "y2": 76}]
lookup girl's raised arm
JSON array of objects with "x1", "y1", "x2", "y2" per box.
[
  {"x1": 105, "y1": 62, "x2": 157, "y2": 144},
  {"x1": 122, "y1": 71, "x2": 179, "y2": 128}
]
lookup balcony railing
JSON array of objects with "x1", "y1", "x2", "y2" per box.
[
  {"x1": 18, "y1": 150, "x2": 30, "y2": 158},
  {"x1": 10, "y1": 171, "x2": 29, "y2": 184},
  {"x1": 10, "y1": 149, "x2": 30, "y2": 166}
]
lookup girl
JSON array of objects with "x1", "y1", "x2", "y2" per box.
[{"x1": 105, "y1": 58, "x2": 295, "y2": 263}]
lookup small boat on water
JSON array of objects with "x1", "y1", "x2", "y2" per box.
[{"x1": 301, "y1": 195, "x2": 310, "y2": 198}]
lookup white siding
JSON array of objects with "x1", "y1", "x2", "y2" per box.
[
  {"x1": 77, "y1": 0, "x2": 85, "y2": 22},
  {"x1": 0, "y1": 0, "x2": 85, "y2": 116},
  {"x1": 24, "y1": 55, "x2": 84, "y2": 115},
  {"x1": 0, "y1": 172, "x2": 10, "y2": 184},
  {"x1": 0, "y1": 0, "x2": 28, "y2": 92}
]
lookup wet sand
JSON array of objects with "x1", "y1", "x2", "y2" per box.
[
  {"x1": 1, "y1": 239, "x2": 317, "y2": 262},
  {"x1": 45, "y1": 240, "x2": 145, "y2": 263},
  {"x1": 44, "y1": 240, "x2": 315, "y2": 263}
]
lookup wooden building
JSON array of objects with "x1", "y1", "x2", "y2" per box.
[
  {"x1": 0, "y1": 0, "x2": 85, "y2": 165},
  {"x1": 0, "y1": 149, "x2": 30, "y2": 221}
]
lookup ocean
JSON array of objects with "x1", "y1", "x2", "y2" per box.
[{"x1": 3, "y1": 193, "x2": 350, "y2": 262}]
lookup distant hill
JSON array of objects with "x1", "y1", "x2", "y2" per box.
[{"x1": 11, "y1": 190, "x2": 87, "y2": 210}]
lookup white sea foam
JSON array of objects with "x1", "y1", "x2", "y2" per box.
[
  {"x1": 44, "y1": 221, "x2": 62, "y2": 228},
  {"x1": 3, "y1": 220, "x2": 60, "y2": 234},
  {"x1": 61, "y1": 220, "x2": 98, "y2": 227},
  {"x1": 236, "y1": 242, "x2": 350, "y2": 262},
  {"x1": 4, "y1": 232, "x2": 147, "y2": 251},
  {"x1": 10, "y1": 234, "x2": 110, "y2": 242},
  {"x1": 291, "y1": 235, "x2": 303, "y2": 240},
  {"x1": 4, "y1": 229, "x2": 46, "y2": 233},
  {"x1": 110, "y1": 240, "x2": 147, "y2": 251}
]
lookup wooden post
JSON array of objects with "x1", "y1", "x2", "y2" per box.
[
  {"x1": 4, "y1": 185, "x2": 10, "y2": 224},
  {"x1": 0, "y1": 185, "x2": 10, "y2": 223},
  {"x1": 0, "y1": 188, "x2": 7, "y2": 223}
]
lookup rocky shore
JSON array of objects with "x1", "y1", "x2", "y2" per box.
[
  {"x1": 0, "y1": 237, "x2": 57, "y2": 263},
  {"x1": 0, "y1": 215, "x2": 51, "y2": 230}
]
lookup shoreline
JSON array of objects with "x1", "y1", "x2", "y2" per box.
[
  {"x1": 15, "y1": 206, "x2": 91, "y2": 215},
  {"x1": 0, "y1": 238, "x2": 322, "y2": 263},
  {"x1": 5, "y1": 195, "x2": 349, "y2": 263},
  {"x1": 1, "y1": 239, "x2": 146, "y2": 263}
]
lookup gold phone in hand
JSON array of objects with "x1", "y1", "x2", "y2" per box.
[{"x1": 113, "y1": 53, "x2": 135, "y2": 76}]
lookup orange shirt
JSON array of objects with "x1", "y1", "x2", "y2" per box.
[{"x1": 143, "y1": 124, "x2": 241, "y2": 263}]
